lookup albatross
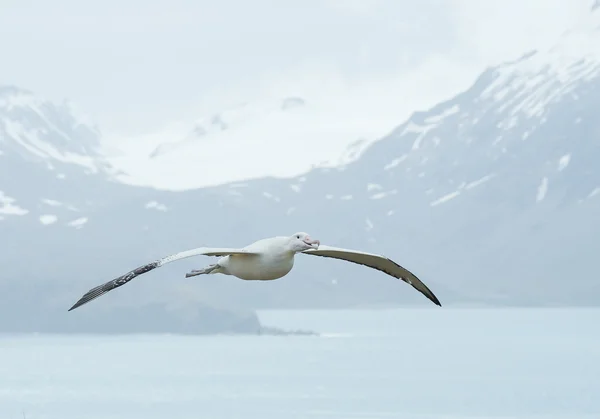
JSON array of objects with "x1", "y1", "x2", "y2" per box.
[{"x1": 67, "y1": 232, "x2": 441, "y2": 311}]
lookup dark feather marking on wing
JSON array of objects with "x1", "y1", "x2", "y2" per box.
[
  {"x1": 67, "y1": 261, "x2": 160, "y2": 312},
  {"x1": 304, "y1": 252, "x2": 441, "y2": 307}
]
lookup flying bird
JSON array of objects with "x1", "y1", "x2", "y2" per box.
[{"x1": 68, "y1": 232, "x2": 441, "y2": 311}]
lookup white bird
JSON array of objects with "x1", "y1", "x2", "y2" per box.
[{"x1": 68, "y1": 232, "x2": 441, "y2": 311}]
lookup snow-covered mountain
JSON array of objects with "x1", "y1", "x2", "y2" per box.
[
  {"x1": 0, "y1": 86, "x2": 114, "y2": 224},
  {"x1": 105, "y1": 95, "x2": 385, "y2": 190},
  {"x1": 0, "y1": 86, "x2": 104, "y2": 167},
  {"x1": 0, "y1": 86, "x2": 262, "y2": 333},
  {"x1": 2, "y1": 3, "x2": 600, "y2": 331},
  {"x1": 148, "y1": 97, "x2": 308, "y2": 159}
]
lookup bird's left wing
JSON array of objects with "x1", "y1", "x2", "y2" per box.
[
  {"x1": 301, "y1": 245, "x2": 441, "y2": 307},
  {"x1": 68, "y1": 247, "x2": 255, "y2": 312}
]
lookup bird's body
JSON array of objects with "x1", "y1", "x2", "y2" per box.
[
  {"x1": 199, "y1": 236, "x2": 296, "y2": 281},
  {"x1": 68, "y1": 232, "x2": 442, "y2": 312}
]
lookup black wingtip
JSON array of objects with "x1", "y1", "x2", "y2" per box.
[
  {"x1": 67, "y1": 296, "x2": 90, "y2": 312},
  {"x1": 429, "y1": 291, "x2": 442, "y2": 307},
  {"x1": 67, "y1": 284, "x2": 108, "y2": 312},
  {"x1": 67, "y1": 299, "x2": 85, "y2": 312},
  {"x1": 67, "y1": 261, "x2": 161, "y2": 312},
  {"x1": 418, "y1": 284, "x2": 442, "y2": 307},
  {"x1": 428, "y1": 292, "x2": 442, "y2": 307}
]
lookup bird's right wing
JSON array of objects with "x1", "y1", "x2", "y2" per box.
[
  {"x1": 67, "y1": 247, "x2": 255, "y2": 312},
  {"x1": 301, "y1": 245, "x2": 441, "y2": 307}
]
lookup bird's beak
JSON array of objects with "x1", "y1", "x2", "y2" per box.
[{"x1": 303, "y1": 237, "x2": 320, "y2": 249}]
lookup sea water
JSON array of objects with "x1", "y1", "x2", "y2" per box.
[{"x1": 0, "y1": 307, "x2": 599, "y2": 419}]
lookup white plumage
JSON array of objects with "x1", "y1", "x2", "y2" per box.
[{"x1": 68, "y1": 232, "x2": 441, "y2": 311}]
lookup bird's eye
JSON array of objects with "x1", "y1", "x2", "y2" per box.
[{"x1": 296, "y1": 235, "x2": 300, "y2": 239}]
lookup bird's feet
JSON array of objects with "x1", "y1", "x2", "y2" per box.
[
  {"x1": 185, "y1": 269, "x2": 205, "y2": 278},
  {"x1": 185, "y1": 264, "x2": 218, "y2": 278}
]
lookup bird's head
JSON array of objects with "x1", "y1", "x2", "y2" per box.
[{"x1": 288, "y1": 232, "x2": 320, "y2": 252}]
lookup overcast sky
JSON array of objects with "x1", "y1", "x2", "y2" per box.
[{"x1": 0, "y1": 0, "x2": 592, "y2": 137}]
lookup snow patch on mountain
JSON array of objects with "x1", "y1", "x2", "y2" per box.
[
  {"x1": 0, "y1": 191, "x2": 28, "y2": 216},
  {"x1": 536, "y1": 177, "x2": 549, "y2": 202},
  {"x1": 41, "y1": 199, "x2": 62, "y2": 207},
  {"x1": 558, "y1": 153, "x2": 571, "y2": 170},
  {"x1": 383, "y1": 154, "x2": 407, "y2": 171},
  {"x1": 370, "y1": 190, "x2": 397, "y2": 200},
  {"x1": 39, "y1": 214, "x2": 58, "y2": 225},
  {"x1": 465, "y1": 174, "x2": 495, "y2": 190},
  {"x1": 145, "y1": 201, "x2": 168, "y2": 211},
  {"x1": 67, "y1": 217, "x2": 88, "y2": 229},
  {"x1": 424, "y1": 104, "x2": 460, "y2": 124},
  {"x1": 430, "y1": 191, "x2": 461, "y2": 207}
]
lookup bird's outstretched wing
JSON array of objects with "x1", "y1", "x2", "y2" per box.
[
  {"x1": 68, "y1": 247, "x2": 255, "y2": 312},
  {"x1": 301, "y1": 245, "x2": 441, "y2": 307}
]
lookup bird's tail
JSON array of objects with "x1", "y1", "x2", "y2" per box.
[{"x1": 185, "y1": 264, "x2": 220, "y2": 278}]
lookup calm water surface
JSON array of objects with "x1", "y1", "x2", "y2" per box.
[{"x1": 0, "y1": 308, "x2": 599, "y2": 419}]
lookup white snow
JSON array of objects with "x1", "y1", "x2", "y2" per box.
[
  {"x1": 558, "y1": 153, "x2": 571, "y2": 171},
  {"x1": 386, "y1": 210, "x2": 395, "y2": 216},
  {"x1": 423, "y1": 105, "x2": 459, "y2": 124},
  {"x1": 465, "y1": 174, "x2": 495, "y2": 190},
  {"x1": 0, "y1": 191, "x2": 28, "y2": 216},
  {"x1": 325, "y1": 194, "x2": 334, "y2": 200},
  {"x1": 340, "y1": 194, "x2": 353, "y2": 200},
  {"x1": 430, "y1": 190, "x2": 460, "y2": 207},
  {"x1": 536, "y1": 177, "x2": 549, "y2": 202},
  {"x1": 365, "y1": 217, "x2": 374, "y2": 231},
  {"x1": 1, "y1": 113, "x2": 101, "y2": 172},
  {"x1": 290, "y1": 184, "x2": 301, "y2": 193},
  {"x1": 588, "y1": 187, "x2": 600, "y2": 198},
  {"x1": 366, "y1": 183, "x2": 382, "y2": 191},
  {"x1": 330, "y1": 138, "x2": 372, "y2": 166},
  {"x1": 145, "y1": 201, "x2": 168, "y2": 211},
  {"x1": 67, "y1": 217, "x2": 88, "y2": 229},
  {"x1": 41, "y1": 199, "x2": 63, "y2": 207},
  {"x1": 286, "y1": 207, "x2": 295, "y2": 215},
  {"x1": 39, "y1": 214, "x2": 58, "y2": 225},
  {"x1": 102, "y1": 96, "x2": 416, "y2": 191},
  {"x1": 370, "y1": 190, "x2": 397, "y2": 200},
  {"x1": 481, "y1": 11, "x2": 600, "y2": 131},
  {"x1": 383, "y1": 154, "x2": 407, "y2": 170},
  {"x1": 407, "y1": 124, "x2": 434, "y2": 150}
]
